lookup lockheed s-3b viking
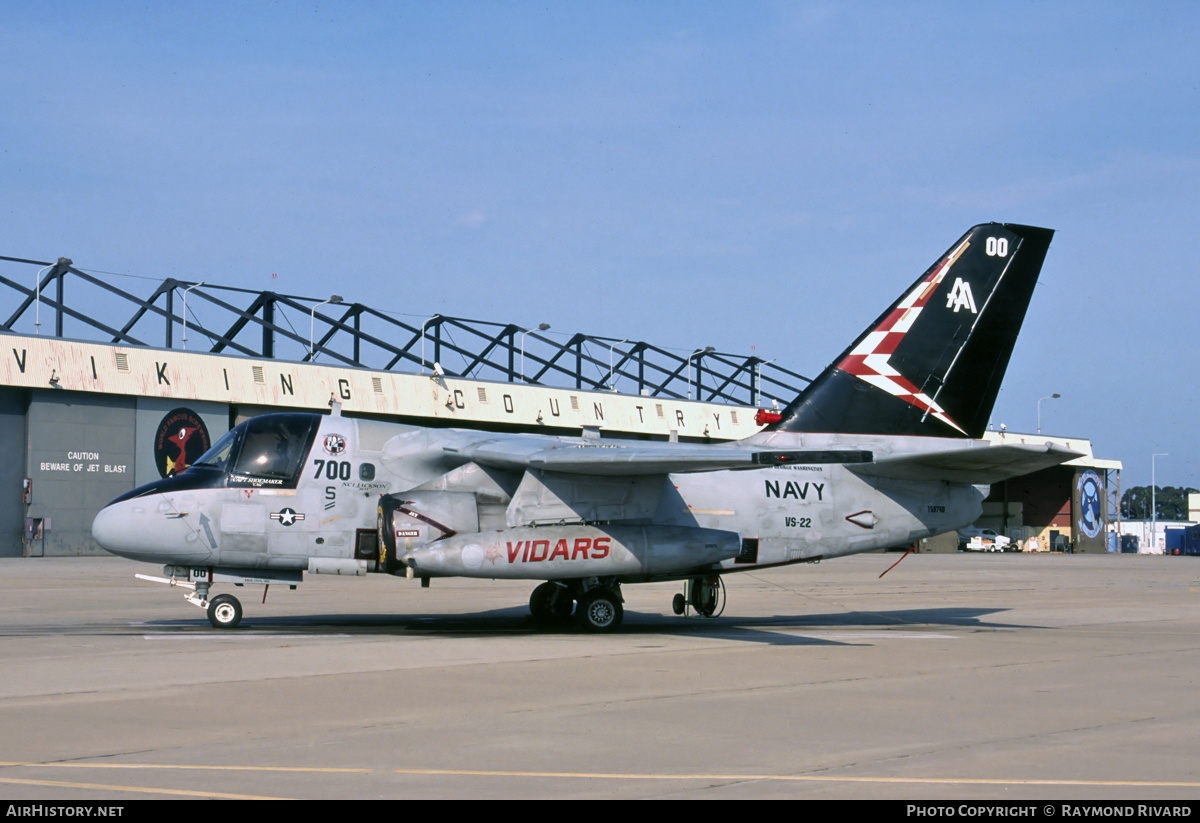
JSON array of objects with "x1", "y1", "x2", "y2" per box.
[{"x1": 92, "y1": 223, "x2": 1078, "y2": 631}]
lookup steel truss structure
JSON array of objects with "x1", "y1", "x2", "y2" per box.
[{"x1": 0, "y1": 255, "x2": 809, "y2": 406}]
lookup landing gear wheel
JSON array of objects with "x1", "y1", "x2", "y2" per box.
[
  {"x1": 677, "y1": 576, "x2": 724, "y2": 618},
  {"x1": 692, "y1": 576, "x2": 720, "y2": 617},
  {"x1": 530, "y1": 582, "x2": 574, "y2": 625},
  {"x1": 578, "y1": 589, "x2": 623, "y2": 632},
  {"x1": 207, "y1": 593, "x2": 243, "y2": 629}
]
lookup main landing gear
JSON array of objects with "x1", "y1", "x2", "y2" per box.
[
  {"x1": 529, "y1": 581, "x2": 575, "y2": 626},
  {"x1": 528, "y1": 579, "x2": 624, "y2": 632},
  {"x1": 672, "y1": 575, "x2": 725, "y2": 619},
  {"x1": 577, "y1": 587, "x2": 623, "y2": 632},
  {"x1": 528, "y1": 576, "x2": 726, "y2": 632}
]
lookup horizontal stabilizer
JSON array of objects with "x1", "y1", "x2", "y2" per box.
[{"x1": 848, "y1": 442, "x2": 1082, "y2": 485}]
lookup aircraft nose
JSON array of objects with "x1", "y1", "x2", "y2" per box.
[
  {"x1": 91, "y1": 498, "x2": 214, "y2": 565},
  {"x1": 91, "y1": 502, "x2": 140, "y2": 559}
]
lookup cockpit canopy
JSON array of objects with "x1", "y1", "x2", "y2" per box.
[
  {"x1": 109, "y1": 413, "x2": 322, "y2": 505},
  {"x1": 192, "y1": 413, "x2": 320, "y2": 488}
]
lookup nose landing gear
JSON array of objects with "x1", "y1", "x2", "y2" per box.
[
  {"x1": 184, "y1": 577, "x2": 243, "y2": 629},
  {"x1": 134, "y1": 566, "x2": 303, "y2": 629},
  {"x1": 205, "y1": 593, "x2": 243, "y2": 629}
]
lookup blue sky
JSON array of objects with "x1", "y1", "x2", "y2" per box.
[{"x1": 4, "y1": 2, "x2": 1197, "y2": 489}]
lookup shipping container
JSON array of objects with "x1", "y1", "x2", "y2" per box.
[
  {"x1": 1166, "y1": 527, "x2": 1185, "y2": 554},
  {"x1": 1183, "y1": 525, "x2": 1200, "y2": 556}
]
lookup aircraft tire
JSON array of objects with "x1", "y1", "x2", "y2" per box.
[
  {"x1": 530, "y1": 582, "x2": 574, "y2": 625},
  {"x1": 578, "y1": 589, "x2": 623, "y2": 632},
  {"x1": 207, "y1": 594, "x2": 243, "y2": 629},
  {"x1": 689, "y1": 575, "x2": 724, "y2": 618},
  {"x1": 672, "y1": 593, "x2": 686, "y2": 615}
]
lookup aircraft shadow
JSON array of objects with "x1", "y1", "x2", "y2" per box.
[{"x1": 139, "y1": 604, "x2": 1027, "y2": 647}]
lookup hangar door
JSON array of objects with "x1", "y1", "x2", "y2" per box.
[
  {"x1": 0, "y1": 389, "x2": 28, "y2": 557},
  {"x1": 25, "y1": 390, "x2": 135, "y2": 556}
]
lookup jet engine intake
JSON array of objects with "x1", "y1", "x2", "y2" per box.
[{"x1": 377, "y1": 491, "x2": 480, "y2": 574}]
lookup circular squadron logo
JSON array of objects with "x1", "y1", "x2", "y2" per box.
[{"x1": 154, "y1": 408, "x2": 212, "y2": 478}]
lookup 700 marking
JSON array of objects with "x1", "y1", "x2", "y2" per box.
[
  {"x1": 312, "y1": 459, "x2": 351, "y2": 481},
  {"x1": 784, "y1": 517, "x2": 811, "y2": 528}
]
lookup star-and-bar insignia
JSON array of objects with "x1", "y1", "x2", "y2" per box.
[{"x1": 271, "y1": 508, "x2": 305, "y2": 527}]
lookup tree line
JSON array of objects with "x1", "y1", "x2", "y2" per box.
[{"x1": 1120, "y1": 486, "x2": 1199, "y2": 521}]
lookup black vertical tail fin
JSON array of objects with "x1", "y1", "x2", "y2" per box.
[{"x1": 768, "y1": 223, "x2": 1053, "y2": 439}]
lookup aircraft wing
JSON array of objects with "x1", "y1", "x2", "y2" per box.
[
  {"x1": 847, "y1": 442, "x2": 1083, "y2": 485},
  {"x1": 446, "y1": 435, "x2": 1080, "y2": 483},
  {"x1": 444, "y1": 440, "x2": 758, "y2": 475},
  {"x1": 447, "y1": 438, "x2": 880, "y2": 476}
]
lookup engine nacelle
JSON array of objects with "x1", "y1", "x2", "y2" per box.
[
  {"x1": 377, "y1": 491, "x2": 480, "y2": 574},
  {"x1": 400, "y1": 524, "x2": 742, "y2": 581}
]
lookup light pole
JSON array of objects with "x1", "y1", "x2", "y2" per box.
[
  {"x1": 608, "y1": 339, "x2": 628, "y2": 391},
  {"x1": 1037, "y1": 393, "x2": 1060, "y2": 434},
  {"x1": 754, "y1": 358, "x2": 776, "y2": 407},
  {"x1": 33, "y1": 263, "x2": 53, "y2": 335},
  {"x1": 181, "y1": 282, "x2": 204, "y2": 350},
  {"x1": 420, "y1": 314, "x2": 441, "y2": 375},
  {"x1": 309, "y1": 295, "x2": 343, "y2": 360},
  {"x1": 520, "y1": 323, "x2": 550, "y2": 382},
  {"x1": 688, "y1": 346, "x2": 715, "y2": 400},
  {"x1": 1152, "y1": 453, "x2": 1168, "y2": 553}
]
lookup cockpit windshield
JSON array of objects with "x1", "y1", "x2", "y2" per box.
[
  {"x1": 191, "y1": 427, "x2": 240, "y2": 473},
  {"x1": 227, "y1": 414, "x2": 320, "y2": 487},
  {"x1": 106, "y1": 413, "x2": 321, "y2": 505}
]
